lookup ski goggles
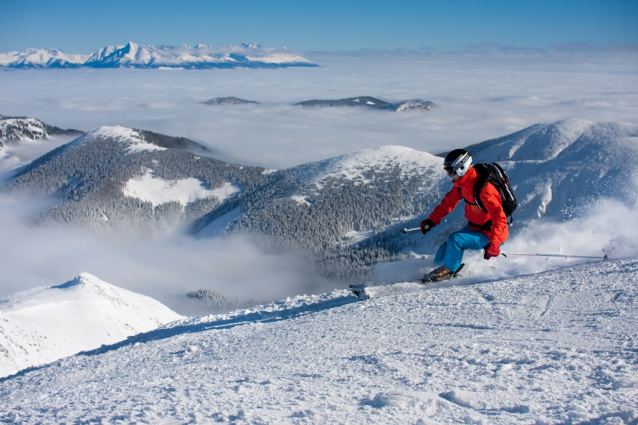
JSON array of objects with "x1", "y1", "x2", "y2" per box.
[{"x1": 444, "y1": 166, "x2": 455, "y2": 176}]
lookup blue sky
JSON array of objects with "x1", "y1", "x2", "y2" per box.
[{"x1": 0, "y1": 0, "x2": 637, "y2": 53}]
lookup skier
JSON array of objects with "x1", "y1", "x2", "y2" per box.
[{"x1": 420, "y1": 149, "x2": 508, "y2": 282}]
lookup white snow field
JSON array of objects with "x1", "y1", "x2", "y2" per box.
[
  {"x1": 1, "y1": 258, "x2": 636, "y2": 424},
  {"x1": 123, "y1": 170, "x2": 243, "y2": 208},
  {"x1": 0, "y1": 273, "x2": 183, "y2": 379}
]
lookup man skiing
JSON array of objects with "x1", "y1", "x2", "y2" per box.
[{"x1": 420, "y1": 149, "x2": 508, "y2": 282}]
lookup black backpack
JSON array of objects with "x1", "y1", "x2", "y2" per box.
[{"x1": 472, "y1": 163, "x2": 517, "y2": 224}]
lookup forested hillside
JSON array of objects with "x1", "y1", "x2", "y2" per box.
[{"x1": 2, "y1": 126, "x2": 265, "y2": 235}]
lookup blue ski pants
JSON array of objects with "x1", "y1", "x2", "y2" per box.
[{"x1": 434, "y1": 225, "x2": 493, "y2": 272}]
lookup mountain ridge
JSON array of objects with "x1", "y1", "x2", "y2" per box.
[
  {"x1": 295, "y1": 96, "x2": 435, "y2": 112},
  {"x1": 0, "y1": 42, "x2": 318, "y2": 69},
  {"x1": 0, "y1": 272, "x2": 183, "y2": 378},
  {"x1": 0, "y1": 115, "x2": 83, "y2": 145}
]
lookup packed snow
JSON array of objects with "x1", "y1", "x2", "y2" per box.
[
  {"x1": 0, "y1": 259, "x2": 636, "y2": 423},
  {"x1": 122, "y1": 170, "x2": 243, "y2": 208},
  {"x1": 0, "y1": 273, "x2": 183, "y2": 378}
]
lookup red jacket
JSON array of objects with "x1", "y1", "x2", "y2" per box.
[{"x1": 428, "y1": 166, "x2": 508, "y2": 246}]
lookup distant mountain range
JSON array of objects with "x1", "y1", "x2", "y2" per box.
[
  {"x1": 2, "y1": 117, "x2": 636, "y2": 281},
  {"x1": 205, "y1": 97, "x2": 261, "y2": 105},
  {"x1": 204, "y1": 96, "x2": 435, "y2": 112},
  {"x1": 0, "y1": 42, "x2": 318, "y2": 69},
  {"x1": 294, "y1": 96, "x2": 435, "y2": 112}
]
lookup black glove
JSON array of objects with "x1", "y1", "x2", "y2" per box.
[{"x1": 420, "y1": 219, "x2": 435, "y2": 235}]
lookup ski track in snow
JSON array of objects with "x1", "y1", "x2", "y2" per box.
[{"x1": 1, "y1": 259, "x2": 636, "y2": 424}]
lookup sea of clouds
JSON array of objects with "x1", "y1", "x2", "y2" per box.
[{"x1": 1, "y1": 52, "x2": 636, "y2": 315}]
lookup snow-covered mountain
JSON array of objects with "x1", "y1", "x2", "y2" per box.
[
  {"x1": 0, "y1": 42, "x2": 317, "y2": 69},
  {"x1": 2, "y1": 126, "x2": 265, "y2": 235},
  {"x1": 0, "y1": 115, "x2": 82, "y2": 144},
  {"x1": 195, "y1": 145, "x2": 447, "y2": 280},
  {"x1": 1, "y1": 259, "x2": 636, "y2": 423},
  {"x1": 0, "y1": 48, "x2": 89, "y2": 69},
  {"x1": 463, "y1": 119, "x2": 638, "y2": 222},
  {"x1": 0, "y1": 272, "x2": 183, "y2": 378},
  {"x1": 0, "y1": 116, "x2": 84, "y2": 181},
  {"x1": 295, "y1": 96, "x2": 435, "y2": 112},
  {"x1": 205, "y1": 97, "x2": 260, "y2": 105}
]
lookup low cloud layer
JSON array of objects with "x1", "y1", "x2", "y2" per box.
[
  {"x1": 0, "y1": 54, "x2": 636, "y2": 169},
  {"x1": 0, "y1": 194, "x2": 337, "y2": 315}
]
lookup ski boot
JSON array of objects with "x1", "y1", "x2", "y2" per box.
[{"x1": 421, "y1": 263, "x2": 465, "y2": 284}]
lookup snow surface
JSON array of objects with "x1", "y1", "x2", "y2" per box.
[
  {"x1": 0, "y1": 259, "x2": 636, "y2": 423},
  {"x1": 0, "y1": 273, "x2": 183, "y2": 378},
  {"x1": 122, "y1": 170, "x2": 243, "y2": 208}
]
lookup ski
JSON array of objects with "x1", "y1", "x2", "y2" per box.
[{"x1": 349, "y1": 263, "x2": 465, "y2": 300}]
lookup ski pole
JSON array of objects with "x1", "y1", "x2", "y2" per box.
[
  {"x1": 402, "y1": 227, "x2": 422, "y2": 234},
  {"x1": 501, "y1": 251, "x2": 607, "y2": 259}
]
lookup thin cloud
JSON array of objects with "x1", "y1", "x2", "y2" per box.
[{"x1": 552, "y1": 42, "x2": 638, "y2": 54}]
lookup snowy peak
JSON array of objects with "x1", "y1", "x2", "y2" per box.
[
  {"x1": 0, "y1": 115, "x2": 83, "y2": 143},
  {"x1": 70, "y1": 126, "x2": 166, "y2": 154},
  {"x1": 459, "y1": 119, "x2": 638, "y2": 221},
  {"x1": 1, "y1": 42, "x2": 317, "y2": 69},
  {"x1": 304, "y1": 145, "x2": 442, "y2": 184},
  {"x1": 463, "y1": 119, "x2": 637, "y2": 162},
  {"x1": 0, "y1": 272, "x2": 183, "y2": 378},
  {"x1": 0, "y1": 48, "x2": 89, "y2": 68},
  {"x1": 64, "y1": 125, "x2": 214, "y2": 156}
]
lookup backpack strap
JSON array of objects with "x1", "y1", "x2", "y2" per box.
[
  {"x1": 472, "y1": 164, "x2": 491, "y2": 212},
  {"x1": 473, "y1": 163, "x2": 515, "y2": 225}
]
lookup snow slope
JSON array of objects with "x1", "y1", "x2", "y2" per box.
[
  {"x1": 0, "y1": 42, "x2": 317, "y2": 69},
  {"x1": 0, "y1": 259, "x2": 636, "y2": 423},
  {"x1": 0, "y1": 273, "x2": 183, "y2": 378}
]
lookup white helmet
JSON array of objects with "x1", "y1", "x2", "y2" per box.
[{"x1": 443, "y1": 149, "x2": 473, "y2": 177}]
